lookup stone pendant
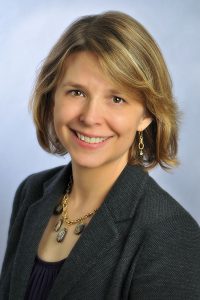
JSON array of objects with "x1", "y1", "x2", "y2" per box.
[
  {"x1": 54, "y1": 218, "x2": 63, "y2": 232},
  {"x1": 74, "y1": 223, "x2": 85, "y2": 235},
  {"x1": 53, "y1": 203, "x2": 63, "y2": 215},
  {"x1": 56, "y1": 228, "x2": 67, "y2": 243}
]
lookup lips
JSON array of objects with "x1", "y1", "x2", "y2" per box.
[{"x1": 72, "y1": 130, "x2": 111, "y2": 146}]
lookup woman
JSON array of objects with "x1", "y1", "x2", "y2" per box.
[{"x1": 0, "y1": 11, "x2": 200, "y2": 300}]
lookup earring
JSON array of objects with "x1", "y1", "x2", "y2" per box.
[{"x1": 138, "y1": 131, "x2": 144, "y2": 156}]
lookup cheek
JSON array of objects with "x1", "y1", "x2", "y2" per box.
[
  {"x1": 53, "y1": 101, "x2": 75, "y2": 124},
  {"x1": 53, "y1": 104, "x2": 68, "y2": 133},
  {"x1": 53, "y1": 106, "x2": 62, "y2": 127},
  {"x1": 110, "y1": 113, "x2": 141, "y2": 137}
]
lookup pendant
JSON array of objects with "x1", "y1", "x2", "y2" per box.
[
  {"x1": 54, "y1": 218, "x2": 63, "y2": 232},
  {"x1": 56, "y1": 228, "x2": 67, "y2": 243},
  {"x1": 53, "y1": 203, "x2": 63, "y2": 215},
  {"x1": 74, "y1": 223, "x2": 85, "y2": 235}
]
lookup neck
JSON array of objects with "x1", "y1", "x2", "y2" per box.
[{"x1": 70, "y1": 159, "x2": 128, "y2": 210}]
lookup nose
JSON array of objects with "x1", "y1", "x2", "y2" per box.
[{"x1": 79, "y1": 98, "x2": 103, "y2": 126}]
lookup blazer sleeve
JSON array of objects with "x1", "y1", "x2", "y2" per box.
[
  {"x1": 0, "y1": 177, "x2": 28, "y2": 285},
  {"x1": 129, "y1": 214, "x2": 200, "y2": 299}
]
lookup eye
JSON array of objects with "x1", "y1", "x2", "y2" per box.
[
  {"x1": 112, "y1": 96, "x2": 126, "y2": 104},
  {"x1": 69, "y1": 90, "x2": 85, "y2": 97}
]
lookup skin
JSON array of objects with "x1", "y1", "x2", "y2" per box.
[{"x1": 53, "y1": 51, "x2": 152, "y2": 211}]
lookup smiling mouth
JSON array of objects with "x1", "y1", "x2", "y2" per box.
[{"x1": 72, "y1": 130, "x2": 111, "y2": 144}]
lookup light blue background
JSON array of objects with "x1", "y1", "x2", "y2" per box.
[{"x1": 0, "y1": 0, "x2": 199, "y2": 270}]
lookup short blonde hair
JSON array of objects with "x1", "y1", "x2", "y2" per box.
[{"x1": 30, "y1": 11, "x2": 179, "y2": 170}]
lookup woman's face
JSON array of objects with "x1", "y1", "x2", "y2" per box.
[{"x1": 53, "y1": 51, "x2": 151, "y2": 169}]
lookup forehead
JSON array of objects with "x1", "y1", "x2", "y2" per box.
[
  {"x1": 61, "y1": 51, "x2": 110, "y2": 85},
  {"x1": 60, "y1": 51, "x2": 143, "y2": 99}
]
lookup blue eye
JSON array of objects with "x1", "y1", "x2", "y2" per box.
[
  {"x1": 112, "y1": 96, "x2": 125, "y2": 104},
  {"x1": 70, "y1": 90, "x2": 84, "y2": 97}
]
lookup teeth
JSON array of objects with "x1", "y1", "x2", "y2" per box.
[{"x1": 76, "y1": 132, "x2": 107, "y2": 144}]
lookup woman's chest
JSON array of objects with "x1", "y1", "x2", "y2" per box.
[{"x1": 37, "y1": 214, "x2": 91, "y2": 262}]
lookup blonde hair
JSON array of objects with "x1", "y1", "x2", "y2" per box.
[{"x1": 30, "y1": 11, "x2": 179, "y2": 170}]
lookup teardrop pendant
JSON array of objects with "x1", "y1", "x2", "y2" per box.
[
  {"x1": 74, "y1": 223, "x2": 85, "y2": 235},
  {"x1": 56, "y1": 228, "x2": 67, "y2": 243},
  {"x1": 53, "y1": 203, "x2": 63, "y2": 215},
  {"x1": 54, "y1": 218, "x2": 63, "y2": 232}
]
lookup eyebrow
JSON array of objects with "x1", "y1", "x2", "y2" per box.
[
  {"x1": 62, "y1": 81, "x2": 85, "y2": 89},
  {"x1": 61, "y1": 81, "x2": 124, "y2": 95}
]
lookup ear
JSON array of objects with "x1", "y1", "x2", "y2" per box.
[{"x1": 137, "y1": 115, "x2": 153, "y2": 131}]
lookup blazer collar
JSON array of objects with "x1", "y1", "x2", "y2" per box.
[
  {"x1": 10, "y1": 162, "x2": 148, "y2": 299},
  {"x1": 103, "y1": 163, "x2": 148, "y2": 221}
]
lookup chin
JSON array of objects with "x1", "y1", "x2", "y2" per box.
[{"x1": 70, "y1": 155, "x2": 109, "y2": 170}]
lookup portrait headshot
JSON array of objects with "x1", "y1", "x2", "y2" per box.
[{"x1": 0, "y1": 0, "x2": 200, "y2": 299}]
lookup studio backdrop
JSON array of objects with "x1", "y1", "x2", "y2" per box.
[{"x1": 0, "y1": 0, "x2": 199, "y2": 270}]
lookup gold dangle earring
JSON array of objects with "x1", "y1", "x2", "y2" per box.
[{"x1": 138, "y1": 131, "x2": 144, "y2": 156}]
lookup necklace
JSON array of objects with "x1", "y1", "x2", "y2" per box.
[{"x1": 53, "y1": 176, "x2": 98, "y2": 243}]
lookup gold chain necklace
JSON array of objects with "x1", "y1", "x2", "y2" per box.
[{"x1": 53, "y1": 177, "x2": 98, "y2": 243}]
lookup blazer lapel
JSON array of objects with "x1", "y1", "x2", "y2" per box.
[
  {"x1": 9, "y1": 164, "x2": 72, "y2": 300},
  {"x1": 48, "y1": 199, "x2": 119, "y2": 299}
]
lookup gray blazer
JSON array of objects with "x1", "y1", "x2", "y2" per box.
[{"x1": 0, "y1": 163, "x2": 200, "y2": 299}]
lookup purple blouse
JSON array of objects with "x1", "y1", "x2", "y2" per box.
[{"x1": 24, "y1": 256, "x2": 65, "y2": 300}]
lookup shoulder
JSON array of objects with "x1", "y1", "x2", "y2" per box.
[
  {"x1": 128, "y1": 170, "x2": 200, "y2": 295},
  {"x1": 17, "y1": 164, "x2": 68, "y2": 197},
  {"x1": 9, "y1": 165, "x2": 69, "y2": 227},
  {"x1": 9, "y1": 164, "x2": 70, "y2": 233},
  {"x1": 24, "y1": 165, "x2": 66, "y2": 187},
  {"x1": 133, "y1": 171, "x2": 200, "y2": 263},
  {"x1": 113, "y1": 164, "x2": 199, "y2": 229},
  {"x1": 137, "y1": 171, "x2": 199, "y2": 228}
]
